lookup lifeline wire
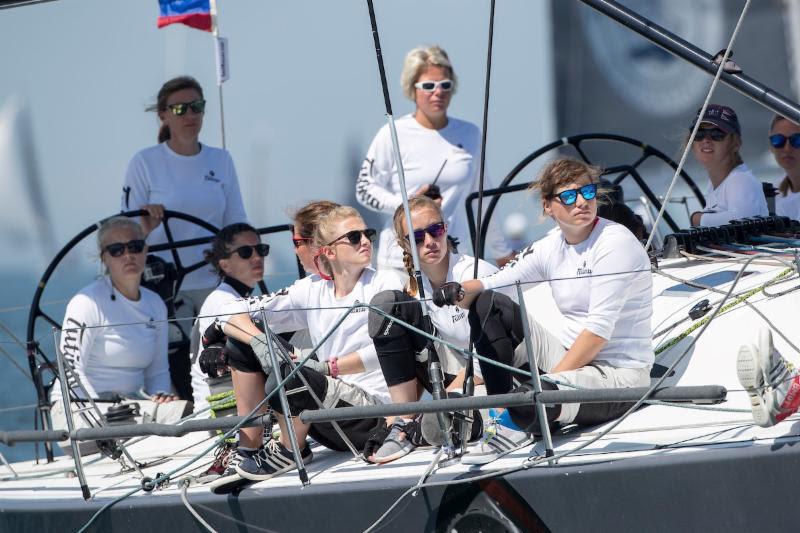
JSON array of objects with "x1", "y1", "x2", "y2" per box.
[{"x1": 643, "y1": 0, "x2": 752, "y2": 251}]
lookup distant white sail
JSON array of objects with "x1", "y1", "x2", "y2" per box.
[{"x1": 0, "y1": 96, "x2": 56, "y2": 271}]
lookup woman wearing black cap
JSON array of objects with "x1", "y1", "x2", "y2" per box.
[{"x1": 688, "y1": 104, "x2": 768, "y2": 227}]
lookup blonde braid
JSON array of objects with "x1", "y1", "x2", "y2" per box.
[{"x1": 403, "y1": 250, "x2": 418, "y2": 297}]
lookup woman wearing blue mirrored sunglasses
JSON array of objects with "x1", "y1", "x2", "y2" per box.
[
  {"x1": 426, "y1": 158, "x2": 655, "y2": 462},
  {"x1": 686, "y1": 104, "x2": 768, "y2": 227},
  {"x1": 769, "y1": 114, "x2": 800, "y2": 221}
]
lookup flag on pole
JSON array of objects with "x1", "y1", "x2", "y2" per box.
[{"x1": 157, "y1": 0, "x2": 213, "y2": 32}]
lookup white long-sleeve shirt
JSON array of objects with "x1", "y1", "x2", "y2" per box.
[
  {"x1": 58, "y1": 278, "x2": 170, "y2": 399},
  {"x1": 356, "y1": 115, "x2": 511, "y2": 268},
  {"x1": 480, "y1": 218, "x2": 653, "y2": 368},
  {"x1": 775, "y1": 179, "x2": 800, "y2": 221},
  {"x1": 698, "y1": 164, "x2": 768, "y2": 227},
  {"x1": 122, "y1": 142, "x2": 248, "y2": 290},
  {"x1": 219, "y1": 268, "x2": 403, "y2": 403}
]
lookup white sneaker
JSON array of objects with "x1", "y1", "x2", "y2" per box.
[
  {"x1": 737, "y1": 329, "x2": 800, "y2": 427},
  {"x1": 461, "y1": 417, "x2": 533, "y2": 465}
]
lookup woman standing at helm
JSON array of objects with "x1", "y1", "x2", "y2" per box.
[{"x1": 356, "y1": 45, "x2": 513, "y2": 281}]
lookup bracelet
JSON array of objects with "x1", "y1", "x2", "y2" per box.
[{"x1": 328, "y1": 357, "x2": 340, "y2": 378}]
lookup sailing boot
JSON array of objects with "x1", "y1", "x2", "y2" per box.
[{"x1": 737, "y1": 328, "x2": 800, "y2": 427}]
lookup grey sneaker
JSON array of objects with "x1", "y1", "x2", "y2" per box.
[
  {"x1": 371, "y1": 419, "x2": 417, "y2": 464},
  {"x1": 236, "y1": 439, "x2": 313, "y2": 481},
  {"x1": 461, "y1": 416, "x2": 533, "y2": 465},
  {"x1": 737, "y1": 329, "x2": 800, "y2": 427}
]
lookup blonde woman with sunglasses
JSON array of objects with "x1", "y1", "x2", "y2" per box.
[
  {"x1": 356, "y1": 46, "x2": 513, "y2": 282},
  {"x1": 51, "y1": 218, "x2": 189, "y2": 455},
  {"x1": 364, "y1": 196, "x2": 504, "y2": 463},
  {"x1": 686, "y1": 104, "x2": 767, "y2": 226},
  {"x1": 121, "y1": 75, "x2": 248, "y2": 399},
  {"x1": 218, "y1": 206, "x2": 402, "y2": 483},
  {"x1": 769, "y1": 114, "x2": 800, "y2": 221},
  {"x1": 433, "y1": 158, "x2": 653, "y2": 465}
]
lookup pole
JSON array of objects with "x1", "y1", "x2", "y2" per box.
[
  {"x1": 364, "y1": 0, "x2": 455, "y2": 452},
  {"x1": 210, "y1": 0, "x2": 227, "y2": 149}
]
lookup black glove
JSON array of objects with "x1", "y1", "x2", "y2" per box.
[
  {"x1": 362, "y1": 420, "x2": 391, "y2": 461},
  {"x1": 432, "y1": 281, "x2": 464, "y2": 307},
  {"x1": 201, "y1": 323, "x2": 226, "y2": 349},
  {"x1": 198, "y1": 343, "x2": 228, "y2": 378}
]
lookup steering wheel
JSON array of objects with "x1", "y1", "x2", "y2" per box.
[{"x1": 466, "y1": 133, "x2": 706, "y2": 257}]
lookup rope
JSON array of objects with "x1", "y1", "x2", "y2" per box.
[
  {"x1": 180, "y1": 478, "x2": 218, "y2": 533},
  {"x1": 643, "y1": 0, "x2": 752, "y2": 251}
]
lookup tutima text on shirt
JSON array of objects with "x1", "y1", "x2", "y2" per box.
[
  {"x1": 480, "y1": 218, "x2": 654, "y2": 368},
  {"x1": 218, "y1": 268, "x2": 403, "y2": 404},
  {"x1": 57, "y1": 277, "x2": 170, "y2": 400},
  {"x1": 122, "y1": 142, "x2": 248, "y2": 291},
  {"x1": 356, "y1": 114, "x2": 510, "y2": 268}
]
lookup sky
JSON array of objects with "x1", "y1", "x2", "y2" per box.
[{"x1": 0, "y1": 0, "x2": 554, "y2": 280}]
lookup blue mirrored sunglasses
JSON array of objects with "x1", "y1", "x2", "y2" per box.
[
  {"x1": 550, "y1": 183, "x2": 598, "y2": 206},
  {"x1": 769, "y1": 133, "x2": 800, "y2": 149}
]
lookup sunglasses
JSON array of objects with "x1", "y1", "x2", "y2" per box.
[
  {"x1": 414, "y1": 79, "x2": 454, "y2": 93},
  {"x1": 769, "y1": 133, "x2": 800, "y2": 149},
  {"x1": 168, "y1": 99, "x2": 206, "y2": 116},
  {"x1": 224, "y1": 244, "x2": 270, "y2": 259},
  {"x1": 292, "y1": 237, "x2": 313, "y2": 249},
  {"x1": 549, "y1": 183, "x2": 598, "y2": 206},
  {"x1": 104, "y1": 239, "x2": 146, "y2": 257},
  {"x1": 693, "y1": 128, "x2": 728, "y2": 142},
  {"x1": 406, "y1": 221, "x2": 447, "y2": 244},
  {"x1": 327, "y1": 228, "x2": 376, "y2": 246}
]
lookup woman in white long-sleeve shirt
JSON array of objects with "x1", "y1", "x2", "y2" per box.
[
  {"x1": 121, "y1": 75, "x2": 248, "y2": 399},
  {"x1": 687, "y1": 104, "x2": 768, "y2": 227},
  {"x1": 52, "y1": 218, "x2": 189, "y2": 454},
  {"x1": 432, "y1": 158, "x2": 654, "y2": 464},
  {"x1": 218, "y1": 206, "x2": 402, "y2": 483},
  {"x1": 356, "y1": 46, "x2": 513, "y2": 278},
  {"x1": 769, "y1": 114, "x2": 800, "y2": 221}
]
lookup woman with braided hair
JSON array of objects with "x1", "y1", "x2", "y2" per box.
[
  {"x1": 432, "y1": 158, "x2": 654, "y2": 464},
  {"x1": 364, "y1": 196, "x2": 502, "y2": 463}
]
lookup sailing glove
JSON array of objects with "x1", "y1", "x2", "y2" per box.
[
  {"x1": 362, "y1": 420, "x2": 391, "y2": 461},
  {"x1": 432, "y1": 281, "x2": 465, "y2": 307},
  {"x1": 249, "y1": 333, "x2": 275, "y2": 374}
]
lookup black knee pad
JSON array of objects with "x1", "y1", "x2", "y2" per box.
[
  {"x1": 468, "y1": 291, "x2": 523, "y2": 347},
  {"x1": 368, "y1": 290, "x2": 425, "y2": 349},
  {"x1": 505, "y1": 380, "x2": 561, "y2": 433}
]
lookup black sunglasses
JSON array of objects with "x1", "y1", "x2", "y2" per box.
[
  {"x1": 104, "y1": 239, "x2": 146, "y2": 257},
  {"x1": 168, "y1": 99, "x2": 206, "y2": 116},
  {"x1": 693, "y1": 128, "x2": 728, "y2": 142},
  {"x1": 769, "y1": 133, "x2": 800, "y2": 149},
  {"x1": 406, "y1": 222, "x2": 447, "y2": 244},
  {"x1": 549, "y1": 183, "x2": 598, "y2": 206},
  {"x1": 225, "y1": 244, "x2": 270, "y2": 259},
  {"x1": 327, "y1": 229, "x2": 376, "y2": 246}
]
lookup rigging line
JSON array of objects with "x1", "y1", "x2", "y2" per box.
[
  {"x1": 0, "y1": 343, "x2": 33, "y2": 382},
  {"x1": 180, "y1": 479, "x2": 218, "y2": 533},
  {"x1": 0, "y1": 297, "x2": 69, "y2": 315},
  {"x1": 643, "y1": 0, "x2": 753, "y2": 251},
  {"x1": 679, "y1": 249, "x2": 790, "y2": 266},
  {"x1": 365, "y1": 255, "x2": 762, "y2": 532}
]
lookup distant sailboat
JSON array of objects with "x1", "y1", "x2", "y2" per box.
[{"x1": 0, "y1": 96, "x2": 56, "y2": 271}]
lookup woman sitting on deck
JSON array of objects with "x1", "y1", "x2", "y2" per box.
[
  {"x1": 432, "y1": 158, "x2": 654, "y2": 464},
  {"x1": 688, "y1": 104, "x2": 768, "y2": 226},
  {"x1": 768, "y1": 114, "x2": 800, "y2": 221},
  {"x1": 219, "y1": 206, "x2": 402, "y2": 482},
  {"x1": 365, "y1": 196, "x2": 501, "y2": 463},
  {"x1": 53, "y1": 218, "x2": 189, "y2": 453}
]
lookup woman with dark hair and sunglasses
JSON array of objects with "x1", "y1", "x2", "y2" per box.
[
  {"x1": 432, "y1": 158, "x2": 653, "y2": 464},
  {"x1": 121, "y1": 75, "x2": 248, "y2": 399},
  {"x1": 217, "y1": 206, "x2": 402, "y2": 483},
  {"x1": 687, "y1": 104, "x2": 767, "y2": 226},
  {"x1": 364, "y1": 196, "x2": 502, "y2": 463},
  {"x1": 356, "y1": 46, "x2": 513, "y2": 281},
  {"x1": 768, "y1": 114, "x2": 800, "y2": 221},
  {"x1": 52, "y1": 218, "x2": 189, "y2": 454}
]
